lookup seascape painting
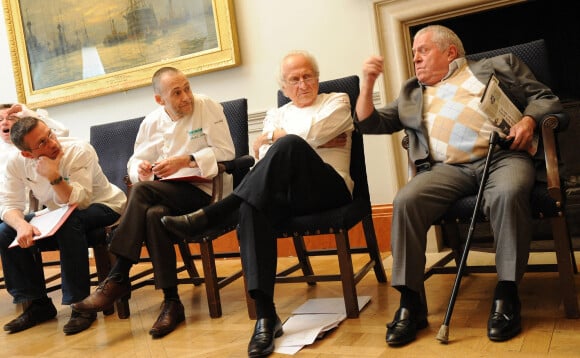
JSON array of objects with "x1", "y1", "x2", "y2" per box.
[{"x1": 4, "y1": 0, "x2": 240, "y2": 107}]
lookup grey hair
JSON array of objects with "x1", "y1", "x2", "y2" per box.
[
  {"x1": 415, "y1": 25, "x2": 466, "y2": 57},
  {"x1": 278, "y1": 50, "x2": 320, "y2": 87}
]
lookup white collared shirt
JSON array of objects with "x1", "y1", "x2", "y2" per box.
[
  {"x1": 127, "y1": 94, "x2": 235, "y2": 196},
  {"x1": 1, "y1": 137, "x2": 127, "y2": 220}
]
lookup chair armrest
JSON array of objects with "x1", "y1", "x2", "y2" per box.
[
  {"x1": 212, "y1": 155, "x2": 255, "y2": 203},
  {"x1": 541, "y1": 114, "x2": 564, "y2": 203},
  {"x1": 122, "y1": 155, "x2": 255, "y2": 204}
]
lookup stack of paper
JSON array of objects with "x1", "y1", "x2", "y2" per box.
[{"x1": 274, "y1": 296, "x2": 371, "y2": 355}]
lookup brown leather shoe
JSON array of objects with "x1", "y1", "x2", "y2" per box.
[
  {"x1": 3, "y1": 298, "x2": 57, "y2": 333},
  {"x1": 71, "y1": 274, "x2": 130, "y2": 313},
  {"x1": 149, "y1": 300, "x2": 185, "y2": 338},
  {"x1": 63, "y1": 310, "x2": 97, "y2": 335}
]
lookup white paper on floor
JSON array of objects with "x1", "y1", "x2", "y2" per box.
[{"x1": 274, "y1": 296, "x2": 371, "y2": 355}]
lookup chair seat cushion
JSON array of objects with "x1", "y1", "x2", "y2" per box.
[
  {"x1": 187, "y1": 210, "x2": 239, "y2": 243},
  {"x1": 440, "y1": 182, "x2": 562, "y2": 223},
  {"x1": 275, "y1": 198, "x2": 371, "y2": 237}
]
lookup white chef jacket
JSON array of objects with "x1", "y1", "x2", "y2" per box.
[
  {"x1": 1, "y1": 137, "x2": 127, "y2": 220},
  {"x1": 127, "y1": 94, "x2": 235, "y2": 196},
  {"x1": 259, "y1": 92, "x2": 354, "y2": 193}
]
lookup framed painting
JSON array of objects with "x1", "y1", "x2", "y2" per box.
[{"x1": 3, "y1": 0, "x2": 241, "y2": 108}]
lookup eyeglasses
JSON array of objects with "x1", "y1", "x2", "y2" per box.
[
  {"x1": 30, "y1": 131, "x2": 56, "y2": 151},
  {"x1": 284, "y1": 74, "x2": 318, "y2": 86}
]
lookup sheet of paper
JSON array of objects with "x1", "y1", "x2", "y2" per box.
[
  {"x1": 275, "y1": 313, "x2": 346, "y2": 350},
  {"x1": 9, "y1": 204, "x2": 77, "y2": 248},
  {"x1": 272, "y1": 296, "x2": 371, "y2": 355}
]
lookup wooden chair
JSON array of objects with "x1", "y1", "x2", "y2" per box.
[
  {"x1": 177, "y1": 98, "x2": 256, "y2": 318},
  {"x1": 243, "y1": 75, "x2": 388, "y2": 319},
  {"x1": 89, "y1": 98, "x2": 252, "y2": 318},
  {"x1": 403, "y1": 39, "x2": 579, "y2": 319}
]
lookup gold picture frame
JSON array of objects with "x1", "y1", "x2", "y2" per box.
[{"x1": 3, "y1": 0, "x2": 241, "y2": 108}]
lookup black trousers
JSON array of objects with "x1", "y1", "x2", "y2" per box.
[
  {"x1": 235, "y1": 135, "x2": 352, "y2": 298},
  {"x1": 109, "y1": 180, "x2": 210, "y2": 289}
]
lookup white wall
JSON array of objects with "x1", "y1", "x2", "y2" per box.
[{"x1": 0, "y1": 0, "x2": 397, "y2": 204}]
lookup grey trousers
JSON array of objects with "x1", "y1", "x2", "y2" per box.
[{"x1": 390, "y1": 150, "x2": 535, "y2": 293}]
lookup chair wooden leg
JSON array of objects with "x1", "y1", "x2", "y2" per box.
[
  {"x1": 361, "y1": 215, "x2": 387, "y2": 282},
  {"x1": 242, "y1": 269, "x2": 257, "y2": 320},
  {"x1": 199, "y1": 241, "x2": 222, "y2": 318},
  {"x1": 177, "y1": 242, "x2": 202, "y2": 286},
  {"x1": 93, "y1": 244, "x2": 115, "y2": 316},
  {"x1": 335, "y1": 232, "x2": 359, "y2": 318},
  {"x1": 566, "y1": 227, "x2": 578, "y2": 274},
  {"x1": 107, "y1": 252, "x2": 131, "y2": 319},
  {"x1": 550, "y1": 217, "x2": 579, "y2": 318},
  {"x1": 292, "y1": 235, "x2": 316, "y2": 285}
]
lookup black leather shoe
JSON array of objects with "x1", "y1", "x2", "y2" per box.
[
  {"x1": 149, "y1": 300, "x2": 185, "y2": 338},
  {"x1": 385, "y1": 307, "x2": 428, "y2": 346},
  {"x1": 71, "y1": 274, "x2": 131, "y2": 313},
  {"x1": 63, "y1": 310, "x2": 97, "y2": 335},
  {"x1": 160, "y1": 209, "x2": 208, "y2": 242},
  {"x1": 3, "y1": 298, "x2": 57, "y2": 333},
  {"x1": 248, "y1": 315, "x2": 284, "y2": 358},
  {"x1": 488, "y1": 298, "x2": 521, "y2": 341}
]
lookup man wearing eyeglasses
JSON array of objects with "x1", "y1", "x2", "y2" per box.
[
  {"x1": 0, "y1": 116, "x2": 126, "y2": 335},
  {"x1": 1, "y1": 103, "x2": 69, "y2": 191},
  {"x1": 160, "y1": 50, "x2": 354, "y2": 357}
]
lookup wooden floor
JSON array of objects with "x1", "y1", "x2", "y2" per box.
[{"x1": 1, "y1": 251, "x2": 580, "y2": 357}]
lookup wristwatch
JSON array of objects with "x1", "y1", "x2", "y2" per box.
[
  {"x1": 266, "y1": 131, "x2": 274, "y2": 145},
  {"x1": 50, "y1": 176, "x2": 63, "y2": 185}
]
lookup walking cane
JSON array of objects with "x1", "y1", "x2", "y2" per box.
[{"x1": 436, "y1": 130, "x2": 506, "y2": 344}]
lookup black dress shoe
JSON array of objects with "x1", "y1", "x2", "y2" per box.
[
  {"x1": 161, "y1": 209, "x2": 208, "y2": 242},
  {"x1": 385, "y1": 306, "x2": 428, "y2": 346},
  {"x1": 3, "y1": 298, "x2": 57, "y2": 333},
  {"x1": 488, "y1": 298, "x2": 521, "y2": 341},
  {"x1": 248, "y1": 315, "x2": 284, "y2": 358},
  {"x1": 149, "y1": 300, "x2": 185, "y2": 338},
  {"x1": 63, "y1": 310, "x2": 97, "y2": 335}
]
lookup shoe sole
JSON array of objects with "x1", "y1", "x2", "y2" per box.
[{"x1": 488, "y1": 326, "x2": 522, "y2": 342}]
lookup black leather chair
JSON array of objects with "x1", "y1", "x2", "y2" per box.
[
  {"x1": 405, "y1": 39, "x2": 579, "y2": 319},
  {"x1": 243, "y1": 75, "x2": 388, "y2": 319},
  {"x1": 89, "y1": 98, "x2": 252, "y2": 319}
]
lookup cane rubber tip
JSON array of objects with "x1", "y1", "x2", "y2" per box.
[{"x1": 436, "y1": 325, "x2": 449, "y2": 344}]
